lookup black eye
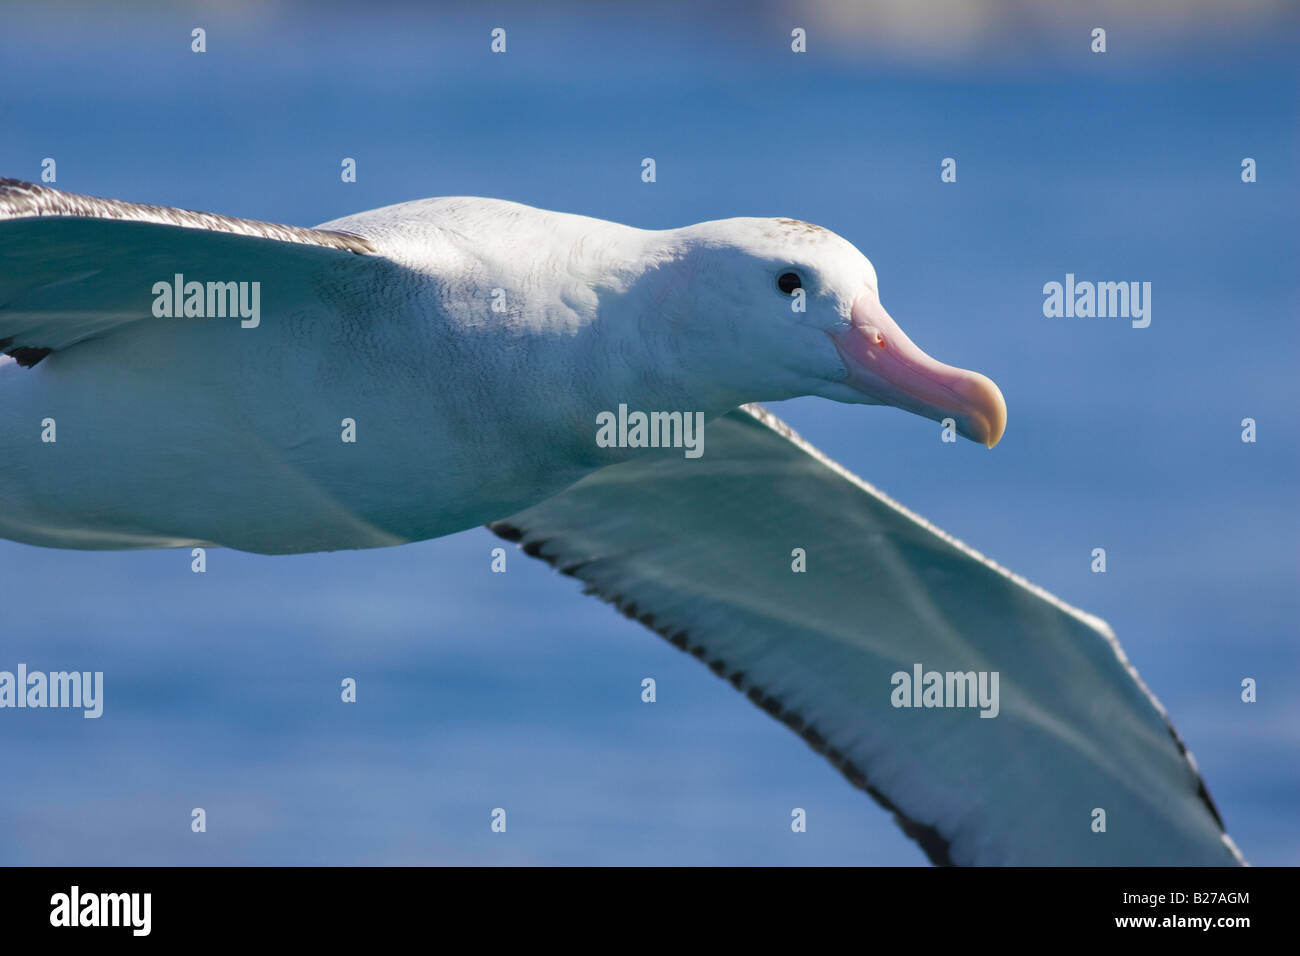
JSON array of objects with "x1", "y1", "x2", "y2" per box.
[{"x1": 777, "y1": 271, "x2": 802, "y2": 295}]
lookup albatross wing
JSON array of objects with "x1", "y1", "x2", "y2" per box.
[
  {"x1": 0, "y1": 177, "x2": 376, "y2": 364},
  {"x1": 0, "y1": 179, "x2": 427, "y2": 553},
  {"x1": 490, "y1": 404, "x2": 1244, "y2": 866}
]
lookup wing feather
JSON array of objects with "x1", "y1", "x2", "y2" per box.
[{"x1": 0, "y1": 178, "x2": 377, "y2": 364}]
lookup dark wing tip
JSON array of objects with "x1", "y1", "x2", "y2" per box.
[{"x1": 5, "y1": 346, "x2": 52, "y2": 367}]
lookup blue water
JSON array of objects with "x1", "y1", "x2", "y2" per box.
[{"x1": 1, "y1": 3, "x2": 1296, "y2": 864}]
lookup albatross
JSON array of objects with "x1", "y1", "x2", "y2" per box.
[{"x1": 0, "y1": 178, "x2": 1243, "y2": 865}]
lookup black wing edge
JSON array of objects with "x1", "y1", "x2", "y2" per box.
[{"x1": 486, "y1": 517, "x2": 957, "y2": 866}]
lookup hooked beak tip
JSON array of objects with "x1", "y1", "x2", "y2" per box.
[{"x1": 959, "y1": 373, "x2": 1007, "y2": 449}]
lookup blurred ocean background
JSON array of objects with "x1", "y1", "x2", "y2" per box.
[{"x1": 0, "y1": 0, "x2": 1296, "y2": 864}]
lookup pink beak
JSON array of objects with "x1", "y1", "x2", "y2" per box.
[{"x1": 830, "y1": 292, "x2": 1007, "y2": 448}]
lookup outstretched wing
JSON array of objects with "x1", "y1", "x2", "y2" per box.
[
  {"x1": 491, "y1": 404, "x2": 1243, "y2": 866},
  {"x1": 0, "y1": 177, "x2": 376, "y2": 365}
]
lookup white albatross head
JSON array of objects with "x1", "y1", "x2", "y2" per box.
[{"x1": 655, "y1": 216, "x2": 1007, "y2": 448}]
